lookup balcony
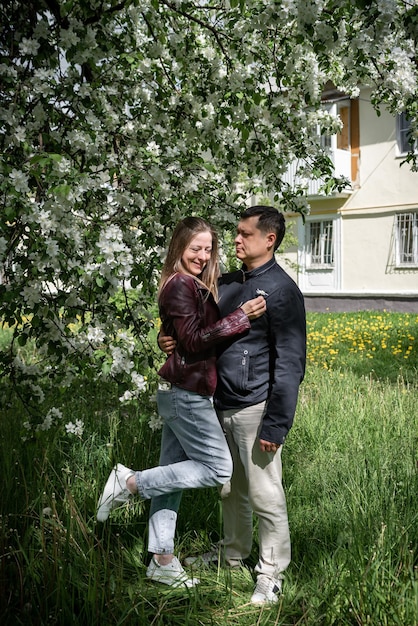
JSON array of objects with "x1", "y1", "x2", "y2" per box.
[{"x1": 282, "y1": 147, "x2": 353, "y2": 198}]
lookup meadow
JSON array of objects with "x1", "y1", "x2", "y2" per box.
[{"x1": 0, "y1": 311, "x2": 417, "y2": 625}]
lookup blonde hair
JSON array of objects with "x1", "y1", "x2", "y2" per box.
[{"x1": 158, "y1": 217, "x2": 220, "y2": 301}]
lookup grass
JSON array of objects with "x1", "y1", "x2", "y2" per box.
[{"x1": 0, "y1": 311, "x2": 417, "y2": 625}]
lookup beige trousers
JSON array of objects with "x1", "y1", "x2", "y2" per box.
[{"x1": 218, "y1": 402, "x2": 291, "y2": 580}]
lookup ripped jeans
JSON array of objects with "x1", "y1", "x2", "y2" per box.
[{"x1": 135, "y1": 385, "x2": 232, "y2": 554}]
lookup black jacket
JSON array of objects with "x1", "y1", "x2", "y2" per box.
[{"x1": 214, "y1": 258, "x2": 306, "y2": 445}]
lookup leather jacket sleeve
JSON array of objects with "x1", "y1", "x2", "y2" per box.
[{"x1": 159, "y1": 274, "x2": 250, "y2": 354}]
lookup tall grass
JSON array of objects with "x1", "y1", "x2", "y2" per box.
[{"x1": 1, "y1": 312, "x2": 417, "y2": 625}]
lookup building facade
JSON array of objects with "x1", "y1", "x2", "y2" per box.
[{"x1": 280, "y1": 85, "x2": 418, "y2": 313}]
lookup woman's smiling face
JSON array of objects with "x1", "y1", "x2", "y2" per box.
[{"x1": 181, "y1": 231, "x2": 213, "y2": 276}]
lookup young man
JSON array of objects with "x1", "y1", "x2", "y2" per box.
[{"x1": 164, "y1": 206, "x2": 306, "y2": 603}]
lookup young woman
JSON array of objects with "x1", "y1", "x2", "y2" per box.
[{"x1": 96, "y1": 217, "x2": 266, "y2": 588}]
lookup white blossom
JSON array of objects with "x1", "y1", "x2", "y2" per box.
[
  {"x1": 383, "y1": 45, "x2": 417, "y2": 107},
  {"x1": 65, "y1": 419, "x2": 84, "y2": 437},
  {"x1": 119, "y1": 389, "x2": 134, "y2": 402},
  {"x1": 148, "y1": 414, "x2": 163, "y2": 432},
  {"x1": 20, "y1": 284, "x2": 42, "y2": 308},
  {"x1": 35, "y1": 407, "x2": 63, "y2": 433},
  {"x1": 34, "y1": 209, "x2": 53, "y2": 234},
  {"x1": 13, "y1": 126, "x2": 26, "y2": 143},
  {"x1": 45, "y1": 238, "x2": 59, "y2": 259},
  {"x1": 132, "y1": 372, "x2": 147, "y2": 391},
  {"x1": 110, "y1": 345, "x2": 134, "y2": 375},
  {"x1": 36, "y1": 415, "x2": 53, "y2": 432},
  {"x1": 59, "y1": 27, "x2": 80, "y2": 49},
  {"x1": 22, "y1": 381, "x2": 44, "y2": 403},
  {"x1": 377, "y1": 0, "x2": 397, "y2": 16},
  {"x1": 119, "y1": 371, "x2": 147, "y2": 402},
  {"x1": 0, "y1": 63, "x2": 18, "y2": 79},
  {"x1": 9, "y1": 169, "x2": 30, "y2": 193},
  {"x1": 54, "y1": 157, "x2": 72, "y2": 176},
  {"x1": 146, "y1": 141, "x2": 161, "y2": 156},
  {"x1": 47, "y1": 407, "x2": 63, "y2": 421},
  {"x1": 66, "y1": 130, "x2": 94, "y2": 151},
  {"x1": 87, "y1": 326, "x2": 106, "y2": 344},
  {"x1": 19, "y1": 37, "x2": 40, "y2": 56}
]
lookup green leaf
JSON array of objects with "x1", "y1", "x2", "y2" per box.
[
  {"x1": 240, "y1": 126, "x2": 249, "y2": 143},
  {"x1": 50, "y1": 184, "x2": 71, "y2": 197}
]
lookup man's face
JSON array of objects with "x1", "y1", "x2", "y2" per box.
[{"x1": 234, "y1": 216, "x2": 275, "y2": 269}]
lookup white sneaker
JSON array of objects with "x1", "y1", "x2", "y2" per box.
[
  {"x1": 146, "y1": 556, "x2": 200, "y2": 588},
  {"x1": 96, "y1": 463, "x2": 135, "y2": 522},
  {"x1": 250, "y1": 575, "x2": 282, "y2": 604}
]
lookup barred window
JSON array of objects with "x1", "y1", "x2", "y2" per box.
[
  {"x1": 396, "y1": 212, "x2": 418, "y2": 266},
  {"x1": 308, "y1": 220, "x2": 334, "y2": 266}
]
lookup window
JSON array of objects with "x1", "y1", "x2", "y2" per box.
[
  {"x1": 319, "y1": 101, "x2": 351, "y2": 152},
  {"x1": 397, "y1": 113, "x2": 417, "y2": 154},
  {"x1": 320, "y1": 133, "x2": 332, "y2": 150},
  {"x1": 308, "y1": 220, "x2": 334, "y2": 267},
  {"x1": 395, "y1": 212, "x2": 418, "y2": 266}
]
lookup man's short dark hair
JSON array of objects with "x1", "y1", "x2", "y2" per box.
[{"x1": 240, "y1": 205, "x2": 286, "y2": 250}]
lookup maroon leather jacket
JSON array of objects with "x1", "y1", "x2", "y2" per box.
[{"x1": 158, "y1": 273, "x2": 250, "y2": 396}]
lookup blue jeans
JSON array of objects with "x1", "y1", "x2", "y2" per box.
[{"x1": 135, "y1": 385, "x2": 233, "y2": 554}]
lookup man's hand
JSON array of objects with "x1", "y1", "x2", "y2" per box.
[
  {"x1": 158, "y1": 331, "x2": 177, "y2": 355},
  {"x1": 259, "y1": 439, "x2": 281, "y2": 453}
]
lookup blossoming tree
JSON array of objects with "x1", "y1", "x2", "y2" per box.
[{"x1": 1, "y1": 0, "x2": 417, "y2": 430}]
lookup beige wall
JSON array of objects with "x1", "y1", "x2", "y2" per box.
[
  {"x1": 255, "y1": 88, "x2": 418, "y2": 301},
  {"x1": 342, "y1": 211, "x2": 417, "y2": 294},
  {"x1": 344, "y1": 88, "x2": 418, "y2": 211},
  {"x1": 304, "y1": 88, "x2": 418, "y2": 297}
]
